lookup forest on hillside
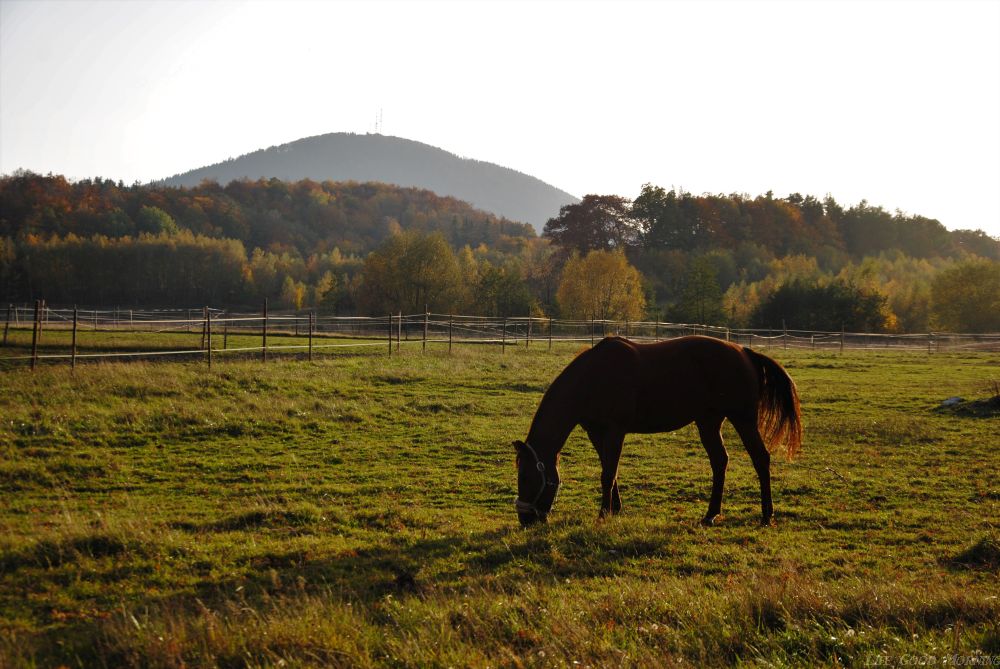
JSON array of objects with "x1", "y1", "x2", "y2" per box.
[{"x1": 1, "y1": 172, "x2": 998, "y2": 332}]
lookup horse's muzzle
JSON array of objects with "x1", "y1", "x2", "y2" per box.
[{"x1": 514, "y1": 498, "x2": 536, "y2": 514}]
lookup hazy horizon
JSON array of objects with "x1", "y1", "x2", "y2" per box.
[{"x1": 2, "y1": 0, "x2": 998, "y2": 235}]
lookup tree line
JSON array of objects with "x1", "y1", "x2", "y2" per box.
[
  {"x1": 546, "y1": 188, "x2": 998, "y2": 261},
  {"x1": 1, "y1": 172, "x2": 998, "y2": 332},
  {"x1": 0, "y1": 171, "x2": 533, "y2": 257},
  {"x1": 542, "y1": 189, "x2": 999, "y2": 332}
]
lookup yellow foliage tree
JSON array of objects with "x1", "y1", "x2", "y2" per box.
[
  {"x1": 930, "y1": 259, "x2": 1000, "y2": 332},
  {"x1": 556, "y1": 250, "x2": 646, "y2": 321},
  {"x1": 358, "y1": 231, "x2": 462, "y2": 314}
]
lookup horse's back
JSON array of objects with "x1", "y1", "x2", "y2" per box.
[{"x1": 585, "y1": 336, "x2": 759, "y2": 433}]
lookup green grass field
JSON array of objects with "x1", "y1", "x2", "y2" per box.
[{"x1": 1, "y1": 341, "x2": 998, "y2": 667}]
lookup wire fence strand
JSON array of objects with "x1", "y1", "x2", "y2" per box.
[{"x1": 2, "y1": 303, "x2": 999, "y2": 369}]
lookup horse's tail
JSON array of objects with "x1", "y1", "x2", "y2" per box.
[{"x1": 743, "y1": 347, "x2": 802, "y2": 459}]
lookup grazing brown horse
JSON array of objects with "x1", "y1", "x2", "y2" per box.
[{"x1": 514, "y1": 335, "x2": 802, "y2": 527}]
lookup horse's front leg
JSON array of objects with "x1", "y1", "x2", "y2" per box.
[
  {"x1": 588, "y1": 428, "x2": 625, "y2": 518},
  {"x1": 610, "y1": 480, "x2": 622, "y2": 514},
  {"x1": 697, "y1": 417, "x2": 728, "y2": 526}
]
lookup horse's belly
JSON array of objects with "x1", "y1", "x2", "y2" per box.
[{"x1": 629, "y1": 414, "x2": 693, "y2": 434}]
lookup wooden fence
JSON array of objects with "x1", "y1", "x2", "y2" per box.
[{"x1": 3, "y1": 301, "x2": 1000, "y2": 370}]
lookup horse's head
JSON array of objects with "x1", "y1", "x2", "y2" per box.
[{"x1": 513, "y1": 440, "x2": 560, "y2": 527}]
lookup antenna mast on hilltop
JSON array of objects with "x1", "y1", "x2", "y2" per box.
[{"x1": 374, "y1": 107, "x2": 384, "y2": 134}]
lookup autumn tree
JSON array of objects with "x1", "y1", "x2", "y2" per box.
[
  {"x1": 517, "y1": 238, "x2": 559, "y2": 314},
  {"x1": 357, "y1": 231, "x2": 462, "y2": 314},
  {"x1": 313, "y1": 271, "x2": 340, "y2": 312},
  {"x1": 543, "y1": 195, "x2": 638, "y2": 255},
  {"x1": 930, "y1": 259, "x2": 1000, "y2": 332},
  {"x1": 556, "y1": 250, "x2": 646, "y2": 321},
  {"x1": 631, "y1": 184, "x2": 698, "y2": 251},
  {"x1": 673, "y1": 255, "x2": 724, "y2": 324},
  {"x1": 0, "y1": 237, "x2": 17, "y2": 302},
  {"x1": 751, "y1": 280, "x2": 893, "y2": 332},
  {"x1": 472, "y1": 261, "x2": 532, "y2": 317},
  {"x1": 136, "y1": 206, "x2": 180, "y2": 236},
  {"x1": 280, "y1": 275, "x2": 306, "y2": 310},
  {"x1": 837, "y1": 200, "x2": 897, "y2": 257}
]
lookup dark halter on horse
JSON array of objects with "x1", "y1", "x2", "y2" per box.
[{"x1": 514, "y1": 441, "x2": 560, "y2": 518}]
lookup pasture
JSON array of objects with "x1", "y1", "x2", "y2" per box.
[{"x1": 1, "y1": 342, "x2": 998, "y2": 667}]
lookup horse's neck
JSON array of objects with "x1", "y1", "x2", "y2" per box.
[
  {"x1": 527, "y1": 408, "x2": 576, "y2": 457},
  {"x1": 526, "y1": 360, "x2": 585, "y2": 457}
]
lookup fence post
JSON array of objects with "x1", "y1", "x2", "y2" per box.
[
  {"x1": 782, "y1": 319, "x2": 787, "y2": 351},
  {"x1": 423, "y1": 309, "x2": 429, "y2": 353},
  {"x1": 201, "y1": 307, "x2": 208, "y2": 351},
  {"x1": 397, "y1": 311, "x2": 401, "y2": 352},
  {"x1": 262, "y1": 299, "x2": 269, "y2": 363},
  {"x1": 94, "y1": 308, "x2": 98, "y2": 331},
  {"x1": 502, "y1": 317, "x2": 507, "y2": 354},
  {"x1": 223, "y1": 316, "x2": 229, "y2": 350},
  {"x1": 206, "y1": 308, "x2": 213, "y2": 369},
  {"x1": 548, "y1": 317, "x2": 553, "y2": 351},
  {"x1": 71, "y1": 305, "x2": 78, "y2": 370},
  {"x1": 2, "y1": 303, "x2": 10, "y2": 346},
  {"x1": 840, "y1": 324, "x2": 845, "y2": 354},
  {"x1": 2, "y1": 303, "x2": 10, "y2": 344},
  {"x1": 591, "y1": 319, "x2": 595, "y2": 346},
  {"x1": 526, "y1": 316, "x2": 532, "y2": 349},
  {"x1": 449, "y1": 315, "x2": 453, "y2": 354},
  {"x1": 309, "y1": 311, "x2": 314, "y2": 361},
  {"x1": 130, "y1": 309, "x2": 134, "y2": 332},
  {"x1": 30, "y1": 299, "x2": 40, "y2": 371}
]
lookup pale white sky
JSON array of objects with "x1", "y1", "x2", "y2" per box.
[{"x1": 2, "y1": 0, "x2": 999, "y2": 236}]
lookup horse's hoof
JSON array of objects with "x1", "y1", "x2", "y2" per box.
[
  {"x1": 701, "y1": 514, "x2": 722, "y2": 527},
  {"x1": 760, "y1": 516, "x2": 776, "y2": 528}
]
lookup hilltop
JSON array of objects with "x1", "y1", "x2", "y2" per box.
[{"x1": 158, "y1": 133, "x2": 578, "y2": 230}]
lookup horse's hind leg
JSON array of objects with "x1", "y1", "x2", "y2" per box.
[
  {"x1": 731, "y1": 417, "x2": 773, "y2": 526},
  {"x1": 697, "y1": 416, "x2": 728, "y2": 526}
]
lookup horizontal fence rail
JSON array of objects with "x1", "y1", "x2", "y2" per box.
[{"x1": 3, "y1": 302, "x2": 1000, "y2": 370}]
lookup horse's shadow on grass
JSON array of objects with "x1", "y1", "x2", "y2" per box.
[
  {"x1": 163, "y1": 495, "x2": 798, "y2": 606},
  {"x1": 188, "y1": 520, "x2": 685, "y2": 604}
]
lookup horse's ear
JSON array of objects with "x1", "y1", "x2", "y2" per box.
[{"x1": 511, "y1": 440, "x2": 526, "y2": 452}]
